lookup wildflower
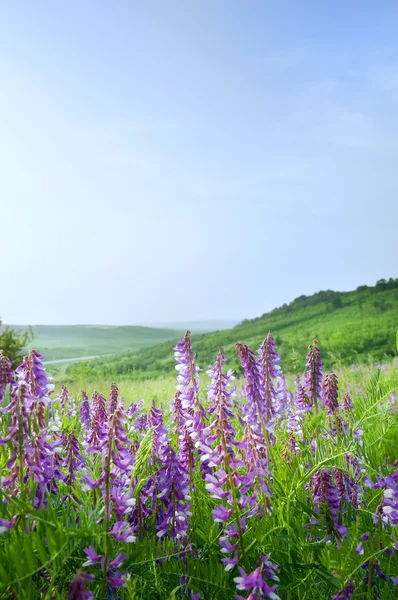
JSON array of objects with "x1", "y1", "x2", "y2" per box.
[
  {"x1": 15, "y1": 350, "x2": 55, "y2": 403},
  {"x1": 323, "y1": 374, "x2": 339, "y2": 415},
  {"x1": 174, "y1": 332, "x2": 206, "y2": 427},
  {"x1": 68, "y1": 570, "x2": 94, "y2": 600},
  {"x1": 341, "y1": 393, "x2": 353, "y2": 411},
  {"x1": 80, "y1": 391, "x2": 91, "y2": 429},
  {"x1": 0, "y1": 515, "x2": 19, "y2": 534},
  {"x1": 235, "y1": 342, "x2": 266, "y2": 430},
  {"x1": 258, "y1": 333, "x2": 283, "y2": 421},
  {"x1": 311, "y1": 469, "x2": 347, "y2": 541},
  {"x1": 155, "y1": 444, "x2": 191, "y2": 540},
  {"x1": 234, "y1": 554, "x2": 280, "y2": 599},
  {"x1": 331, "y1": 580, "x2": 354, "y2": 599},
  {"x1": 304, "y1": 340, "x2": 323, "y2": 411},
  {"x1": 109, "y1": 382, "x2": 119, "y2": 415},
  {"x1": 82, "y1": 548, "x2": 127, "y2": 592}
]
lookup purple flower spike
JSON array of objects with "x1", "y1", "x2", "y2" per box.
[
  {"x1": 68, "y1": 570, "x2": 94, "y2": 600},
  {"x1": 174, "y1": 331, "x2": 206, "y2": 432},
  {"x1": 311, "y1": 468, "x2": 347, "y2": 542},
  {"x1": 80, "y1": 391, "x2": 91, "y2": 429},
  {"x1": 235, "y1": 342, "x2": 266, "y2": 426},
  {"x1": 323, "y1": 373, "x2": 339, "y2": 415},
  {"x1": 304, "y1": 340, "x2": 323, "y2": 411},
  {"x1": 258, "y1": 333, "x2": 283, "y2": 421},
  {"x1": 109, "y1": 382, "x2": 119, "y2": 415}
]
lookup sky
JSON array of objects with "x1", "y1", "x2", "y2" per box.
[{"x1": 1, "y1": 1, "x2": 397, "y2": 325}]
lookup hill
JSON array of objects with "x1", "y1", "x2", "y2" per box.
[
  {"x1": 65, "y1": 278, "x2": 398, "y2": 381},
  {"x1": 0, "y1": 324, "x2": 185, "y2": 361}
]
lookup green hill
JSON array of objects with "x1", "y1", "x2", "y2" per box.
[
  {"x1": 0, "y1": 324, "x2": 185, "y2": 361},
  {"x1": 65, "y1": 278, "x2": 398, "y2": 381}
]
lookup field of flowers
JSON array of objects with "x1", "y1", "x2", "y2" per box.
[{"x1": 0, "y1": 332, "x2": 397, "y2": 599}]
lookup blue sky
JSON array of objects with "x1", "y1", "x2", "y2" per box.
[{"x1": 1, "y1": 1, "x2": 397, "y2": 325}]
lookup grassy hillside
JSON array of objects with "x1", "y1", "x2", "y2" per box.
[
  {"x1": 65, "y1": 278, "x2": 398, "y2": 381},
  {"x1": 0, "y1": 324, "x2": 184, "y2": 361}
]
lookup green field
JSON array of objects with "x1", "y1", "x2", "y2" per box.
[
  {"x1": 65, "y1": 278, "x2": 398, "y2": 382},
  {"x1": 0, "y1": 324, "x2": 186, "y2": 362}
]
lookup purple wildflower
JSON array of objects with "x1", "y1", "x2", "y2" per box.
[
  {"x1": 258, "y1": 333, "x2": 283, "y2": 421},
  {"x1": 331, "y1": 580, "x2": 354, "y2": 599},
  {"x1": 341, "y1": 393, "x2": 353, "y2": 412},
  {"x1": 155, "y1": 443, "x2": 191, "y2": 540},
  {"x1": 234, "y1": 554, "x2": 280, "y2": 600},
  {"x1": 311, "y1": 469, "x2": 347, "y2": 542},
  {"x1": 304, "y1": 340, "x2": 323, "y2": 411},
  {"x1": 235, "y1": 342, "x2": 267, "y2": 431},
  {"x1": 15, "y1": 350, "x2": 55, "y2": 403},
  {"x1": 323, "y1": 373, "x2": 339, "y2": 415},
  {"x1": 174, "y1": 331, "x2": 206, "y2": 440},
  {"x1": 63, "y1": 432, "x2": 85, "y2": 492},
  {"x1": 0, "y1": 515, "x2": 19, "y2": 534},
  {"x1": 80, "y1": 390, "x2": 91, "y2": 429},
  {"x1": 364, "y1": 468, "x2": 398, "y2": 525},
  {"x1": 83, "y1": 547, "x2": 127, "y2": 593},
  {"x1": 68, "y1": 570, "x2": 94, "y2": 600},
  {"x1": 109, "y1": 382, "x2": 119, "y2": 416}
]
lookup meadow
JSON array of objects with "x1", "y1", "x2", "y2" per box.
[{"x1": 0, "y1": 331, "x2": 397, "y2": 599}]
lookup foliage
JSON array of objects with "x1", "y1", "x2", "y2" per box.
[{"x1": 0, "y1": 318, "x2": 33, "y2": 368}]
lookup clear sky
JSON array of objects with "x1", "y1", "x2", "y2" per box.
[{"x1": 1, "y1": 1, "x2": 397, "y2": 325}]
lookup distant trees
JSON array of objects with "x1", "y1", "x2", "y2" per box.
[
  {"x1": 271, "y1": 278, "x2": 398, "y2": 314},
  {"x1": 0, "y1": 319, "x2": 32, "y2": 368}
]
